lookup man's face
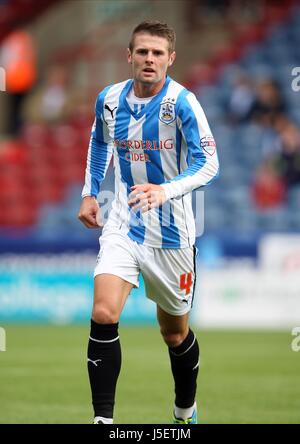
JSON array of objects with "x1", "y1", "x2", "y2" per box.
[{"x1": 127, "y1": 33, "x2": 176, "y2": 87}]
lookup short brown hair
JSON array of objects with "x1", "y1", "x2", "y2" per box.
[{"x1": 129, "y1": 20, "x2": 176, "y2": 53}]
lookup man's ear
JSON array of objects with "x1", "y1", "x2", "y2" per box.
[
  {"x1": 127, "y1": 48, "x2": 132, "y2": 64},
  {"x1": 168, "y1": 51, "x2": 176, "y2": 67}
]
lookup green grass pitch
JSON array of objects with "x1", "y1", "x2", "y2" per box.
[{"x1": 0, "y1": 325, "x2": 299, "y2": 424}]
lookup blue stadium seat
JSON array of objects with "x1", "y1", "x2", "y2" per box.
[{"x1": 288, "y1": 186, "x2": 300, "y2": 209}]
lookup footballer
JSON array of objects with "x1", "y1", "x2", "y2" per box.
[{"x1": 78, "y1": 20, "x2": 219, "y2": 424}]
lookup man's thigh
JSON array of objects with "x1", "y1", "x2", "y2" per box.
[
  {"x1": 92, "y1": 230, "x2": 140, "y2": 321},
  {"x1": 93, "y1": 274, "x2": 134, "y2": 322},
  {"x1": 94, "y1": 229, "x2": 140, "y2": 288},
  {"x1": 156, "y1": 304, "x2": 189, "y2": 337},
  {"x1": 141, "y1": 246, "x2": 196, "y2": 316}
]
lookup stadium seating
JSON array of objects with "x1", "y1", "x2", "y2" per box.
[
  {"x1": 197, "y1": 3, "x2": 300, "y2": 235},
  {"x1": 1, "y1": 1, "x2": 299, "y2": 247}
]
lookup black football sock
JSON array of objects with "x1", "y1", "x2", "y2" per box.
[
  {"x1": 87, "y1": 319, "x2": 121, "y2": 418},
  {"x1": 168, "y1": 328, "x2": 199, "y2": 409}
]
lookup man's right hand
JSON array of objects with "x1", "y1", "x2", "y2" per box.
[{"x1": 78, "y1": 196, "x2": 102, "y2": 228}]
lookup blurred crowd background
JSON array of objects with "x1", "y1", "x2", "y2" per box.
[{"x1": 0, "y1": 0, "x2": 300, "y2": 327}]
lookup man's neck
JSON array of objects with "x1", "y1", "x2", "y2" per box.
[{"x1": 133, "y1": 77, "x2": 166, "y2": 98}]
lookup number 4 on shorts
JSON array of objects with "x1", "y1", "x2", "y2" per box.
[{"x1": 180, "y1": 272, "x2": 192, "y2": 295}]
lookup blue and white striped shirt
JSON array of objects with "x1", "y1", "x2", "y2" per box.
[{"x1": 82, "y1": 76, "x2": 219, "y2": 248}]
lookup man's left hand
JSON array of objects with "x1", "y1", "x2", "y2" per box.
[{"x1": 128, "y1": 183, "x2": 167, "y2": 213}]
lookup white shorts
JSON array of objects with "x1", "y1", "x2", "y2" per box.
[{"x1": 94, "y1": 228, "x2": 197, "y2": 316}]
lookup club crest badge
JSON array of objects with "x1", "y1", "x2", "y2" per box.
[{"x1": 159, "y1": 101, "x2": 176, "y2": 124}]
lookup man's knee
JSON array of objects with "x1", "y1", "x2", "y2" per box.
[
  {"x1": 92, "y1": 303, "x2": 120, "y2": 324},
  {"x1": 92, "y1": 274, "x2": 132, "y2": 324},
  {"x1": 160, "y1": 330, "x2": 188, "y2": 348}
]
